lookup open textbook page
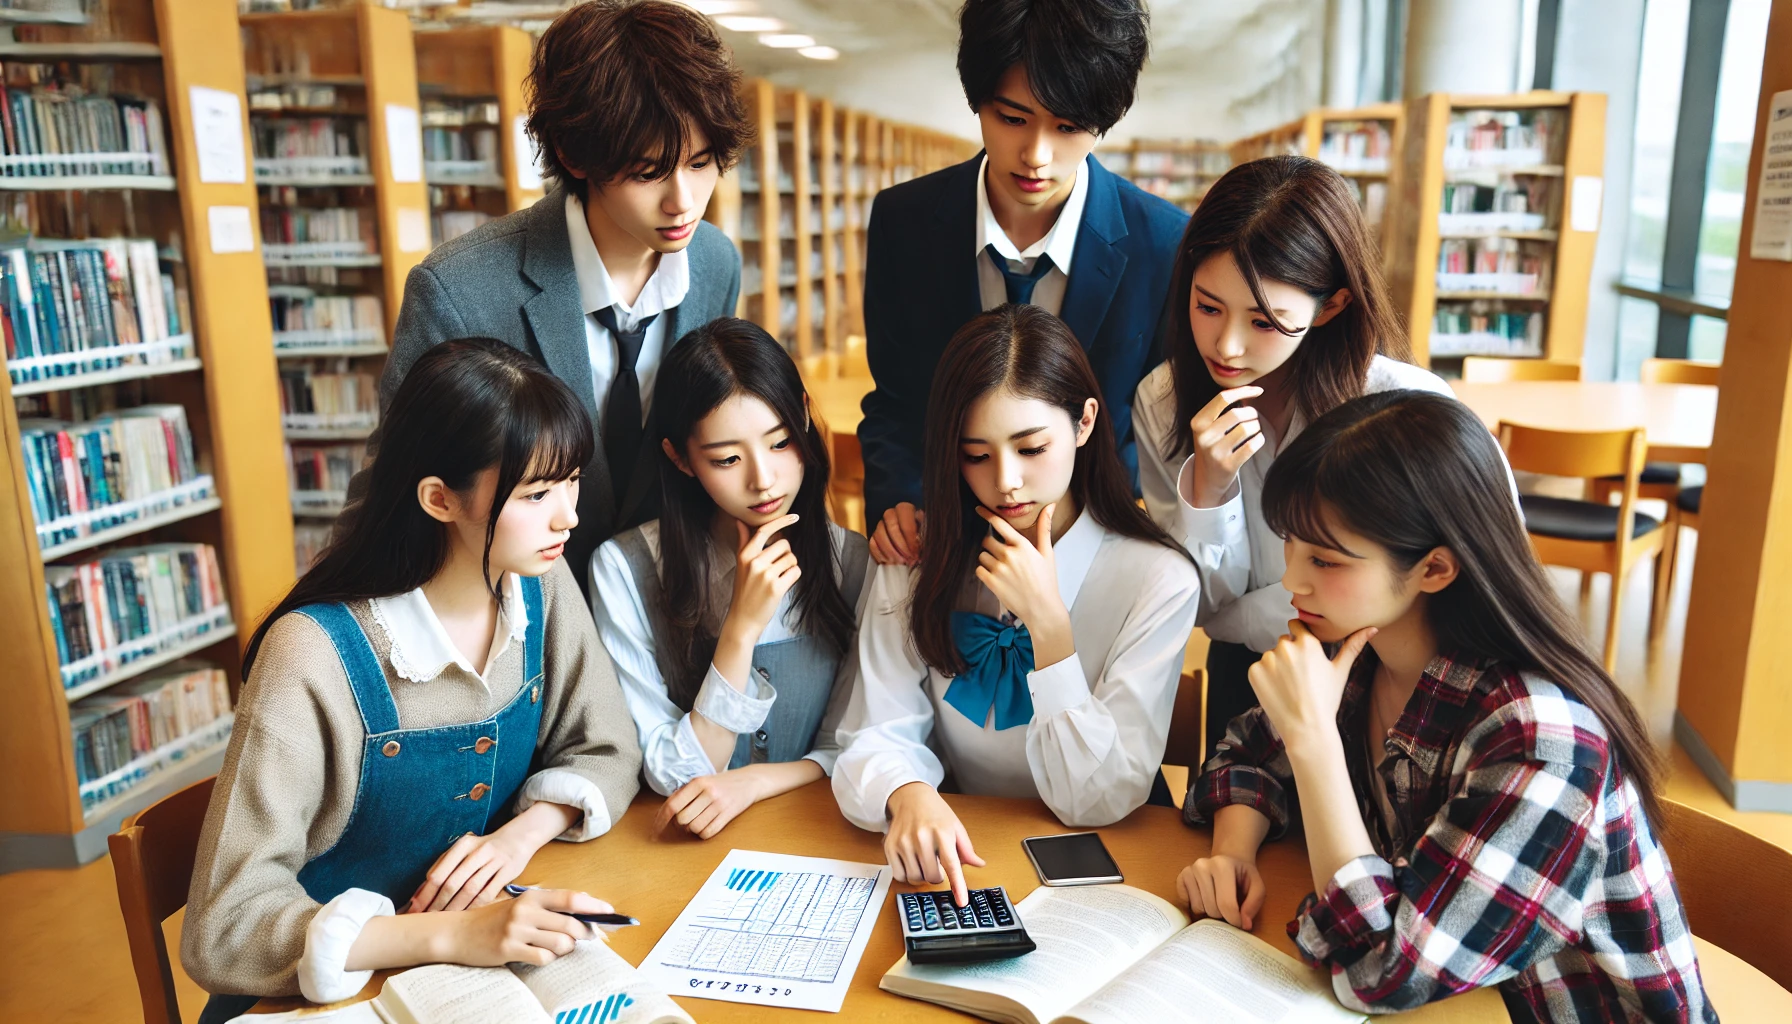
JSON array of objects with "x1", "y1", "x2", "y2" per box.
[
  {"x1": 879, "y1": 884, "x2": 1189, "y2": 1024},
  {"x1": 1059, "y1": 919, "x2": 1365, "y2": 1024},
  {"x1": 512, "y1": 939, "x2": 694, "y2": 1024}
]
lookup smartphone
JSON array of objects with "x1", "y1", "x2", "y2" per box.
[{"x1": 1021, "y1": 832, "x2": 1123, "y2": 886}]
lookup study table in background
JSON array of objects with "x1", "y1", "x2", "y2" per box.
[
  {"x1": 1451, "y1": 380, "x2": 1718, "y2": 464},
  {"x1": 252, "y1": 782, "x2": 1509, "y2": 1022}
]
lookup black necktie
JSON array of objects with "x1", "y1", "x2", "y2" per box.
[
  {"x1": 592, "y1": 304, "x2": 658, "y2": 501},
  {"x1": 986, "y1": 244, "x2": 1055, "y2": 306}
]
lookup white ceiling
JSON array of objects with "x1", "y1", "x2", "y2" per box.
[{"x1": 462, "y1": 0, "x2": 1330, "y2": 143}]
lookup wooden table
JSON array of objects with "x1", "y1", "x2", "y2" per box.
[
  {"x1": 254, "y1": 782, "x2": 1506, "y2": 1022},
  {"x1": 1452, "y1": 380, "x2": 1718, "y2": 464}
]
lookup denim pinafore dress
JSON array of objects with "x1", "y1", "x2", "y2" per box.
[
  {"x1": 198, "y1": 576, "x2": 546, "y2": 1024},
  {"x1": 611, "y1": 524, "x2": 867, "y2": 766}
]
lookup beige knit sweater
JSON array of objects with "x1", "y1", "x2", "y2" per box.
[{"x1": 180, "y1": 559, "x2": 642, "y2": 996}]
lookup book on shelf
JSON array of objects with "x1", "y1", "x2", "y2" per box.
[
  {"x1": 261, "y1": 206, "x2": 377, "y2": 257},
  {"x1": 19, "y1": 403, "x2": 208, "y2": 550},
  {"x1": 0, "y1": 66, "x2": 170, "y2": 179},
  {"x1": 432, "y1": 208, "x2": 491, "y2": 247},
  {"x1": 253, "y1": 115, "x2": 370, "y2": 180},
  {"x1": 880, "y1": 885, "x2": 1365, "y2": 1024},
  {"x1": 1443, "y1": 109, "x2": 1562, "y2": 171},
  {"x1": 268, "y1": 286, "x2": 384, "y2": 350},
  {"x1": 1317, "y1": 120, "x2": 1392, "y2": 173},
  {"x1": 0, "y1": 237, "x2": 187, "y2": 384},
  {"x1": 247, "y1": 82, "x2": 352, "y2": 114},
  {"x1": 1432, "y1": 304, "x2": 1543, "y2": 357},
  {"x1": 288, "y1": 440, "x2": 361, "y2": 514},
  {"x1": 294, "y1": 520, "x2": 332, "y2": 575},
  {"x1": 279, "y1": 360, "x2": 376, "y2": 432},
  {"x1": 233, "y1": 940, "x2": 692, "y2": 1024},
  {"x1": 1437, "y1": 237, "x2": 1548, "y2": 295},
  {"x1": 71, "y1": 660, "x2": 231, "y2": 790},
  {"x1": 1438, "y1": 178, "x2": 1552, "y2": 234},
  {"x1": 44, "y1": 540, "x2": 231, "y2": 687},
  {"x1": 422, "y1": 99, "x2": 500, "y2": 184}
]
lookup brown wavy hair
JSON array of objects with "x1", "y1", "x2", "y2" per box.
[
  {"x1": 527, "y1": 0, "x2": 753, "y2": 195},
  {"x1": 911, "y1": 305, "x2": 1188, "y2": 675},
  {"x1": 1164, "y1": 155, "x2": 1409, "y2": 459}
]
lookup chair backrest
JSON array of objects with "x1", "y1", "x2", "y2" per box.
[
  {"x1": 1460, "y1": 357, "x2": 1582, "y2": 383},
  {"x1": 1659, "y1": 799, "x2": 1792, "y2": 990},
  {"x1": 1497, "y1": 421, "x2": 1646, "y2": 483},
  {"x1": 109, "y1": 775, "x2": 216, "y2": 1024},
  {"x1": 1163, "y1": 670, "x2": 1205, "y2": 770},
  {"x1": 1641, "y1": 358, "x2": 1721, "y2": 387}
]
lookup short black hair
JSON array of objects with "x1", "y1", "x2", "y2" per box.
[
  {"x1": 956, "y1": 0, "x2": 1149, "y2": 135},
  {"x1": 528, "y1": 0, "x2": 752, "y2": 196}
]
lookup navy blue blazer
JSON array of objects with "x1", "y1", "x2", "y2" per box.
[{"x1": 857, "y1": 154, "x2": 1189, "y2": 525}]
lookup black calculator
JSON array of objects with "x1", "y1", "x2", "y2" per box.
[{"x1": 897, "y1": 886, "x2": 1036, "y2": 964}]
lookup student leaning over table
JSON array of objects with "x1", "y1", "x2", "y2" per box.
[
  {"x1": 591, "y1": 318, "x2": 870, "y2": 840},
  {"x1": 1178, "y1": 390, "x2": 1713, "y2": 1023},
  {"x1": 182, "y1": 340, "x2": 642, "y2": 1024},
  {"x1": 833, "y1": 304, "x2": 1201, "y2": 906}
]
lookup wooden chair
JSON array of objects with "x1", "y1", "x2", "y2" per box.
[
  {"x1": 1656, "y1": 484, "x2": 1703, "y2": 620},
  {"x1": 109, "y1": 776, "x2": 216, "y2": 1024},
  {"x1": 1156, "y1": 670, "x2": 1206, "y2": 810},
  {"x1": 1659, "y1": 799, "x2": 1792, "y2": 993},
  {"x1": 1460, "y1": 357, "x2": 1581, "y2": 383},
  {"x1": 1497, "y1": 422, "x2": 1667, "y2": 670},
  {"x1": 1589, "y1": 358, "x2": 1722, "y2": 509}
]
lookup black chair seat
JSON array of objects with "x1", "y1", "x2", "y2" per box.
[
  {"x1": 1677, "y1": 485, "x2": 1702, "y2": 514},
  {"x1": 1520, "y1": 494, "x2": 1662, "y2": 542},
  {"x1": 1596, "y1": 462, "x2": 1681, "y2": 486}
]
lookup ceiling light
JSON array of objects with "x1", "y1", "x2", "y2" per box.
[
  {"x1": 798, "y1": 45, "x2": 840, "y2": 60},
  {"x1": 758, "y1": 33, "x2": 816, "y2": 48},
  {"x1": 715, "y1": 15, "x2": 784, "y2": 31},
  {"x1": 681, "y1": 1, "x2": 758, "y2": 13}
]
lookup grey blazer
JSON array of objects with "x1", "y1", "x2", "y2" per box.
[{"x1": 345, "y1": 185, "x2": 742, "y2": 591}]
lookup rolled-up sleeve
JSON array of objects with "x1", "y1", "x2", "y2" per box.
[{"x1": 1187, "y1": 706, "x2": 1299, "y2": 839}]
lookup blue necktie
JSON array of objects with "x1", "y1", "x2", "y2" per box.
[
  {"x1": 985, "y1": 244, "x2": 1055, "y2": 306},
  {"x1": 943, "y1": 611, "x2": 1035, "y2": 730}
]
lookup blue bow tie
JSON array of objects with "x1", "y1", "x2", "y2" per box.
[{"x1": 944, "y1": 611, "x2": 1035, "y2": 730}]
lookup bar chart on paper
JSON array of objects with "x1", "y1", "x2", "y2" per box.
[{"x1": 639, "y1": 849, "x2": 892, "y2": 1013}]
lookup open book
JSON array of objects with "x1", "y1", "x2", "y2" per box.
[
  {"x1": 880, "y1": 885, "x2": 1365, "y2": 1024},
  {"x1": 235, "y1": 941, "x2": 693, "y2": 1024}
]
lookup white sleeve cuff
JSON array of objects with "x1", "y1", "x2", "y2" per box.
[
  {"x1": 836, "y1": 757, "x2": 929, "y2": 833},
  {"x1": 515, "y1": 768, "x2": 614, "y2": 841},
  {"x1": 1027, "y1": 655, "x2": 1093, "y2": 720},
  {"x1": 298, "y1": 888, "x2": 393, "y2": 1004},
  {"x1": 692, "y1": 663, "x2": 776, "y2": 734},
  {"x1": 804, "y1": 747, "x2": 839, "y2": 777},
  {"x1": 1177, "y1": 456, "x2": 1247, "y2": 538}
]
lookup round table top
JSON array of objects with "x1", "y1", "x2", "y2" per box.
[
  {"x1": 1451, "y1": 380, "x2": 1717, "y2": 463},
  {"x1": 252, "y1": 782, "x2": 1508, "y2": 1022}
]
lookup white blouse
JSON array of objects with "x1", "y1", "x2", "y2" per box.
[
  {"x1": 1132, "y1": 356, "x2": 1461, "y2": 654},
  {"x1": 831, "y1": 509, "x2": 1201, "y2": 830},
  {"x1": 590, "y1": 520, "x2": 861, "y2": 795}
]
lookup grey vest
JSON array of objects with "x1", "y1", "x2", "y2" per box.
[{"x1": 613, "y1": 523, "x2": 869, "y2": 767}]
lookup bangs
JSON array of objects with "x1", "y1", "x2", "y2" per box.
[
  {"x1": 509, "y1": 386, "x2": 594, "y2": 485},
  {"x1": 1260, "y1": 456, "x2": 1361, "y2": 558},
  {"x1": 1231, "y1": 240, "x2": 1302, "y2": 338}
]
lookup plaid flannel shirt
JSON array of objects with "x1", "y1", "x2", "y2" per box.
[{"x1": 1186, "y1": 653, "x2": 1715, "y2": 1023}]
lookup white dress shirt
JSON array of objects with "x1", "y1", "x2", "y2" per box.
[
  {"x1": 565, "y1": 192, "x2": 688, "y2": 422},
  {"x1": 831, "y1": 509, "x2": 1201, "y2": 831},
  {"x1": 974, "y1": 154, "x2": 1090, "y2": 317},
  {"x1": 1131, "y1": 356, "x2": 1461, "y2": 653},
  {"x1": 299, "y1": 573, "x2": 610, "y2": 1002},
  {"x1": 590, "y1": 521, "x2": 863, "y2": 796}
]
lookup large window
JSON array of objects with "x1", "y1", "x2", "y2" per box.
[{"x1": 1615, "y1": 0, "x2": 1769, "y2": 371}]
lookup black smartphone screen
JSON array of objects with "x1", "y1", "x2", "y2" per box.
[{"x1": 1023, "y1": 832, "x2": 1122, "y2": 884}]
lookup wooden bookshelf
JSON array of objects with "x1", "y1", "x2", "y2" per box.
[
  {"x1": 0, "y1": 0, "x2": 291, "y2": 868},
  {"x1": 415, "y1": 23, "x2": 542, "y2": 251},
  {"x1": 1220, "y1": 106, "x2": 1404, "y2": 250},
  {"x1": 243, "y1": 6, "x2": 427, "y2": 572},
  {"x1": 1097, "y1": 139, "x2": 1229, "y2": 212},
  {"x1": 1384, "y1": 91, "x2": 1605, "y2": 370}
]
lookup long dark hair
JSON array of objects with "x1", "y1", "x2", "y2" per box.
[
  {"x1": 1260, "y1": 389, "x2": 1663, "y2": 824},
  {"x1": 1165, "y1": 155, "x2": 1409, "y2": 459},
  {"x1": 244, "y1": 338, "x2": 593, "y2": 675},
  {"x1": 650, "y1": 318, "x2": 854, "y2": 706},
  {"x1": 913, "y1": 304, "x2": 1188, "y2": 674}
]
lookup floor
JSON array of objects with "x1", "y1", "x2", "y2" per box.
[{"x1": 4, "y1": 525, "x2": 1789, "y2": 1023}]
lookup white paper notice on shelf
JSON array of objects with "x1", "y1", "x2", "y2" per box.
[
  {"x1": 639, "y1": 849, "x2": 891, "y2": 1013},
  {"x1": 208, "y1": 205, "x2": 254, "y2": 254},
  {"x1": 385, "y1": 103, "x2": 423, "y2": 183},
  {"x1": 1569, "y1": 176, "x2": 1603, "y2": 233},
  {"x1": 513, "y1": 113, "x2": 543, "y2": 190},
  {"x1": 1750, "y1": 89, "x2": 1792, "y2": 262},
  {"x1": 397, "y1": 207, "x2": 430, "y2": 253},
  {"x1": 190, "y1": 86, "x2": 246, "y2": 184}
]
